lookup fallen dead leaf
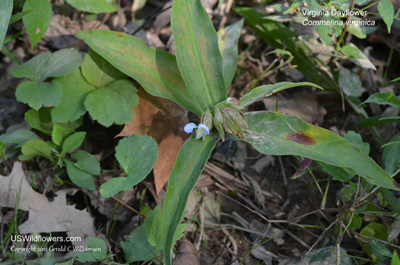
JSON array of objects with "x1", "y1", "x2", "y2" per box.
[
  {"x1": 0, "y1": 162, "x2": 96, "y2": 247},
  {"x1": 117, "y1": 89, "x2": 188, "y2": 195}
]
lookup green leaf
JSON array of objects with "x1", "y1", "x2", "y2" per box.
[
  {"x1": 51, "y1": 69, "x2": 96, "y2": 123},
  {"x1": 16, "y1": 81, "x2": 62, "y2": 110},
  {"x1": 73, "y1": 252, "x2": 95, "y2": 263},
  {"x1": 341, "y1": 44, "x2": 376, "y2": 70},
  {"x1": 319, "y1": 162, "x2": 355, "y2": 182},
  {"x1": 0, "y1": 0, "x2": 13, "y2": 48},
  {"x1": 161, "y1": 135, "x2": 219, "y2": 265},
  {"x1": 121, "y1": 226, "x2": 158, "y2": 262},
  {"x1": 236, "y1": 7, "x2": 340, "y2": 91},
  {"x1": 338, "y1": 65, "x2": 363, "y2": 97},
  {"x1": 217, "y1": 19, "x2": 243, "y2": 88},
  {"x1": 51, "y1": 123, "x2": 66, "y2": 146},
  {"x1": 362, "y1": 92, "x2": 400, "y2": 109},
  {"x1": 9, "y1": 10, "x2": 35, "y2": 25},
  {"x1": 389, "y1": 216, "x2": 400, "y2": 241},
  {"x1": 10, "y1": 49, "x2": 84, "y2": 82},
  {"x1": 71, "y1": 150, "x2": 100, "y2": 175},
  {"x1": 10, "y1": 52, "x2": 51, "y2": 81},
  {"x1": 144, "y1": 205, "x2": 162, "y2": 248},
  {"x1": 370, "y1": 239, "x2": 392, "y2": 260},
  {"x1": 346, "y1": 17, "x2": 366, "y2": 39},
  {"x1": 344, "y1": 131, "x2": 370, "y2": 155},
  {"x1": 392, "y1": 251, "x2": 400, "y2": 265},
  {"x1": 239, "y1": 82, "x2": 323, "y2": 107},
  {"x1": 357, "y1": 116, "x2": 400, "y2": 127},
  {"x1": 65, "y1": 159, "x2": 95, "y2": 190},
  {"x1": 76, "y1": 30, "x2": 203, "y2": 115},
  {"x1": 42, "y1": 49, "x2": 85, "y2": 79},
  {"x1": 81, "y1": 49, "x2": 127, "y2": 88},
  {"x1": 19, "y1": 139, "x2": 54, "y2": 163},
  {"x1": 378, "y1": 0, "x2": 394, "y2": 33},
  {"x1": 61, "y1": 132, "x2": 86, "y2": 155},
  {"x1": 84, "y1": 79, "x2": 138, "y2": 127},
  {"x1": 24, "y1": 108, "x2": 53, "y2": 135},
  {"x1": 172, "y1": 0, "x2": 226, "y2": 110},
  {"x1": 244, "y1": 111, "x2": 400, "y2": 191},
  {"x1": 0, "y1": 129, "x2": 41, "y2": 147},
  {"x1": 100, "y1": 135, "x2": 158, "y2": 198},
  {"x1": 22, "y1": 0, "x2": 52, "y2": 49},
  {"x1": 392, "y1": 77, "x2": 400, "y2": 82},
  {"x1": 65, "y1": 0, "x2": 118, "y2": 14},
  {"x1": 383, "y1": 133, "x2": 400, "y2": 175},
  {"x1": 86, "y1": 237, "x2": 107, "y2": 260},
  {"x1": 360, "y1": 222, "x2": 388, "y2": 258}
]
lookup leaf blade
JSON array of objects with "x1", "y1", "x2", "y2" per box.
[
  {"x1": 0, "y1": 0, "x2": 13, "y2": 48},
  {"x1": 22, "y1": 0, "x2": 52, "y2": 49}
]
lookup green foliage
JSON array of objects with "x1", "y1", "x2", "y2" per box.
[
  {"x1": 295, "y1": 246, "x2": 352, "y2": 265},
  {"x1": 392, "y1": 251, "x2": 400, "y2": 265},
  {"x1": 19, "y1": 140, "x2": 54, "y2": 163},
  {"x1": 362, "y1": 92, "x2": 400, "y2": 109},
  {"x1": 65, "y1": 0, "x2": 118, "y2": 14},
  {"x1": 245, "y1": 111, "x2": 399, "y2": 190},
  {"x1": 378, "y1": 0, "x2": 395, "y2": 33},
  {"x1": 22, "y1": 0, "x2": 52, "y2": 49},
  {"x1": 0, "y1": 0, "x2": 12, "y2": 48},
  {"x1": 74, "y1": 237, "x2": 109, "y2": 262},
  {"x1": 100, "y1": 135, "x2": 158, "y2": 198}
]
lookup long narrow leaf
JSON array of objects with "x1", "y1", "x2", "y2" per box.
[
  {"x1": 172, "y1": 0, "x2": 226, "y2": 110},
  {"x1": 76, "y1": 30, "x2": 203, "y2": 115},
  {"x1": 240, "y1": 82, "x2": 323, "y2": 107},
  {"x1": 161, "y1": 135, "x2": 219, "y2": 265},
  {"x1": 0, "y1": 0, "x2": 13, "y2": 48},
  {"x1": 245, "y1": 111, "x2": 400, "y2": 191}
]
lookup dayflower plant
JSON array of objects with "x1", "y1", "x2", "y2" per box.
[
  {"x1": 184, "y1": 123, "x2": 210, "y2": 140},
  {"x1": 76, "y1": 0, "x2": 400, "y2": 263}
]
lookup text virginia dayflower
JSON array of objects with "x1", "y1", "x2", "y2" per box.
[{"x1": 184, "y1": 123, "x2": 210, "y2": 140}]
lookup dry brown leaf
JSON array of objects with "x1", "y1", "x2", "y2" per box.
[
  {"x1": 0, "y1": 162, "x2": 96, "y2": 247},
  {"x1": 117, "y1": 89, "x2": 188, "y2": 195}
]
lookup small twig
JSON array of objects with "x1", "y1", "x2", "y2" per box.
[
  {"x1": 141, "y1": 253, "x2": 164, "y2": 265},
  {"x1": 111, "y1": 195, "x2": 145, "y2": 218},
  {"x1": 132, "y1": 5, "x2": 172, "y2": 36}
]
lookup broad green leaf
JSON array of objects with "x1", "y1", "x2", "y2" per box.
[
  {"x1": 341, "y1": 44, "x2": 376, "y2": 70},
  {"x1": 10, "y1": 49, "x2": 84, "y2": 82},
  {"x1": 392, "y1": 251, "x2": 400, "y2": 265},
  {"x1": 319, "y1": 161, "x2": 355, "y2": 182},
  {"x1": 71, "y1": 150, "x2": 100, "y2": 175},
  {"x1": 42, "y1": 49, "x2": 85, "y2": 79},
  {"x1": 0, "y1": 129, "x2": 41, "y2": 147},
  {"x1": 378, "y1": 0, "x2": 394, "y2": 33},
  {"x1": 294, "y1": 246, "x2": 352, "y2": 265},
  {"x1": 9, "y1": 10, "x2": 35, "y2": 25},
  {"x1": 19, "y1": 139, "x2": 54, "y2": 163},
  {"x1": 25, "y1": 108, "x2": 53, "y2": 135},
  {"x1": 389, "y1": 216, "x2": 400, "y2": 242},
  {"x1": 22, "y1": 0, "x2": 52, "y2": 49},
  {"x1": 65, "y1": 159, "x2": 95, "y2": 190},
  {"x1": 73, "y1": 252, "x2": 95, "y2": 263},
  {"x1": 172, "y1": 0, "x2": 226, "y2": 110},
  {"x1": 162, "y1": 135, "x2": 219, "y2": 265},
  {"x1": 217, "y1": 19, "x2": 243, "y2": 88},
  {"x1": 10, "y1": 52, "x2": 51, "y2": 81},
  {"x1": 84, "y1": 79, "x2": 138, "y2": 127},
  {"x1": 392, "y1": 77, "x2": 400, "y2": 82},
  {"x1": 380, "y1": 188, "x2": 400, "y2": 214},
  {"x1": 65, "y1": 0, "x2": 118, "y2": 14},
  {"x1": 100, "y1": 135, "x2": 158, "y2": 198},
  {"x1": 144, "y1": 204, "x2": 162, "y2": 248},
  {"x1": 244, "y1": 111, "x2": 400, "y2": 190},
  {"x1": 54, "y1": 258, "x2": 75, "y2": 265},
  {"x1": 236, "y1": 7, "x2": 340, "y2": 91},
  {"x1": 338, "y1": 65, "x2": 363, "y2": 97},
  {"x1": 383, "y1": 133, "x2": 400, "y2": 175},
  {"x1": 362, "y1": 92, "x2": 400, "y2": 109},
  {"x1": 370, "y1": 240, "x2": 392, "y2": 260},
  {"x1": 357, "y1": 116, "x2": 400, "y2": 127},
  {"x1": 76, "y1": 30, "x2": 203, "y2": 115},
  {"x1": 121, "y1": 226, "x2": 158, "y2": 262},
  {"x1": 360, "y1": 222, "x2": 388, "y2": 258},
  {"x1": 344, "y1": 131, "x2": 370, "y2": 155},
  {"x1": 15, "y1": 81, "x2": 62, "y2": 110},
  {"x1": 61, "y1": 132, "x2": 86, "y2": 155},
  {"x1": 81, "y1": 49, "x2": 127, "y2": 88},
  {"x1": 239, "y1": 82, "x2": 323, "y2": 107},
  {"x1": 51, "y1": 69, "x2": 96, "y2": 123},
  {"x1": 0, "y1": 0, "x2": 13, "y2": 48},
  {"x1": 86, "y1": 237, "x2": 107, "y2": 260}
]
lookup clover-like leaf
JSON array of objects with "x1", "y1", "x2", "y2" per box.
[
  {"x1": 15, "y1": 81, "x2": 62, "y2": 110},
  {"x1": 19, "y1": 139, "x2": 54, "y2": 163},
  {"x1": 84, "y1": 79, "x2": 138, "y2": 127},
  {"x1": 65, "y1": 160, "x2": 95, "y2": 190}
]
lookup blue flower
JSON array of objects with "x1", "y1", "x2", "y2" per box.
[{"x1": 184, "y1": 123, "x2": 210, "y2": 139}]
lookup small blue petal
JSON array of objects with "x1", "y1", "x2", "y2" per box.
[
  {"x1": 198, "y1": 124, "x2": 209, "y2": 135},
  {"x1": 195, "y1": 129, "x2": 203, "y2": 139},
  {"x1": 184, "y1": 123, "x2": 197, "y2": 134}
]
